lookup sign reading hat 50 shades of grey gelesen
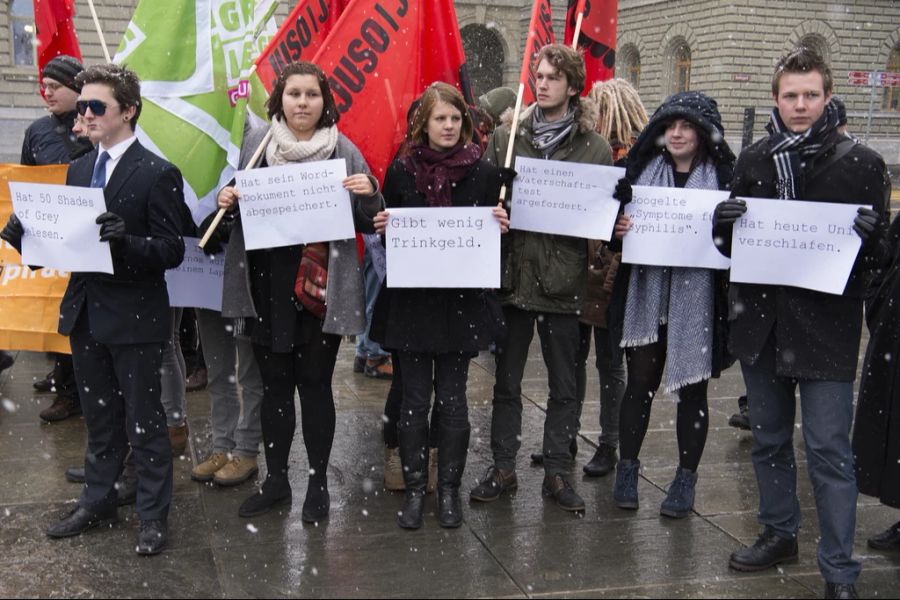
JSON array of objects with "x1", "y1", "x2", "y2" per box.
[
  {"x1": 236, "y1": 159, "x2": 355, "y2": 251},
  {"x1": 509, "y1": 157, "x2": 622, "y2": 240},
  {"x1": 8, "y1": 182, "x2": 113, "y2": 274}
]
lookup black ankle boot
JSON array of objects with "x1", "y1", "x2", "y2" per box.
[
  {"x1": 238, "y1": 476, "x2": 291, "y2": 518},
  {"x1": 397, "y1": 425, "x2": 429, "y2": 530},
  {"x1": 437, "y1": 425, "x2": 470, "y2": 528},
  {"x1": 302, "y1": 476, "x2": 330, "y2": 523}
]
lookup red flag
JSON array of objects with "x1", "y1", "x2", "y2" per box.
[
  {"x1": 33, "y1": 0, "x2": 82, "y2": 83},
  {"x1": 519, "y1": 0, "x2": 555, "y2": 106},
  {"x1": 565, "y1": 0, "x2": 618, "y2": 89},
  {"x1": 254, "y1": 0, "x2": 350, "y2": 92},
  {"x1": 311, "y1": 0, "x2": 472, "y2": 183}
]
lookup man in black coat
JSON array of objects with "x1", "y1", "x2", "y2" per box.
[
  {"x1": 19, "y1": 55, "x2": 93, "y2": 423},
  {"x1": 712, "y1": 48, "x2": 891, "y2": 600},
  {"x1": 2, "y1": 64, "x2": 185, "y2": 555}
]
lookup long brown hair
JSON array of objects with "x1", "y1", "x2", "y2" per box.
[
  {"x1": 266, "y1": 61, "x2": 340, "y2": 128},
  {"x1": 406, "y1": 82, "x2": 474, "y2": 149}
]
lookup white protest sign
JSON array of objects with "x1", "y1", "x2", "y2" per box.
[
  {"x1": 623, "y1": 186, "x2": 731, "y2": 269},
  {"x1": 165, "y1": 237, "x2": 224, "y2": 311},
  {"x1": 236, "y1": 159, "x2": 355, "y2": 251},
  {"x1": 510, "y1": 157, "x2": 622, "y2": 240},
  {"x1": 8, "y1": 182, "x2": 113, "y2": 274},
  {"x1": 730, "y1": 197, "x2": 864, "y2": 294},
  {"x1": 386, "y1": 207, "x2": 500, "y2": 288}
]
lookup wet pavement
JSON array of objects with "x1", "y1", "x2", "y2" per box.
[{"x1": 1, "y1": 337, "x2": 898, "y2": 598}]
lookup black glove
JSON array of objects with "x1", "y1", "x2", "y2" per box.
[
  {"x1": 198, "y1": 211, "x2": 226, "y2": 256},
  {"x1": 612, "y1": 177, "x2": 632, "y2": 207},
  {"x1": 0, "y1": 213, "x2": 25, "y2": 245},
  {"x1": 498, "y1": 167, "x2": 518, "y2": 187},
  {"x1": 853, "y1": 206, "x2": 882, "y2": 243},
  {"x1": 713, "y1": 198, "x2": 747, "y2": 228},
  {"x1": 96, "y1": 212, "x2": 127, "y2": 242}
]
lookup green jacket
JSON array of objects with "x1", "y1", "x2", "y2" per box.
[{"x1": 484, "y1": 100, "x2": 613, "y2": 314}]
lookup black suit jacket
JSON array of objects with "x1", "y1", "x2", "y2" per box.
[{"x1": 59, "y1": 140, "x2": 186, "y2": 344}]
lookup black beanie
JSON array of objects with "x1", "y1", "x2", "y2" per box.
[{"x1": 42, "y1": 55, "x2": 84, "y2": 93}]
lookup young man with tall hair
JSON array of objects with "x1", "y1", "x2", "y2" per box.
[
  {"x1": 3, "y1": 63, "x2": 187, "y2": 555},
  {"x1": 713, "y1": 48, "x2": 891, "y2": 599},
  {"x1": 470, "y1": 44, "x2": 613, "y2": 512}
]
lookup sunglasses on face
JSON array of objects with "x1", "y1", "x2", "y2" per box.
[{"x1": 76, "y1": 99, "x2": 117, "y2": 116}]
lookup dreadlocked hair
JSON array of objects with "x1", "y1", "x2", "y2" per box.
[{"x1": 587, "y1": 78, "x2": 649, "y2": 152}]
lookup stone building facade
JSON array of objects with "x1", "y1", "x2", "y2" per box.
[{"x1": 1, "y1": 1, "x2": 898, "y2": 162}]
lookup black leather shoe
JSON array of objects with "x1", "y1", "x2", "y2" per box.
[
  {"x1": 437, "y1": 487, "x2": 463, "y2": 528},
  {"x1": 583, "y1": 443, "x2": 617, "y2": 477},
  {"x1": 398, "y1": 490, "x2": 426, "y2": 529},
  {"x1": 33, "y1": 370, "x2": 55, "y2": 393},
  {"x1": 301, "y1": 479, "x2": 330, "y2": 523},
  {"x1": 46, "y1": 506, "x2": 118, "y2": 538},
  {"x1": 868, "y1": 521, "x2": 900, "y2": 552},
  {"x1": 729, "y1": 527, "x2": 799, "y2": 571},
  {"x1": 238, "y1": 479, "x2": 292, "y2": 518},
  {"x1": 728, "y1": 395, "x2": 751, "y2": 431},
  {"x1": 136, "y1": 519, "x2": 167, "y2": 556},
  {"x1": 65, "y1": 466, "x2": 85, "y2": 483},
  {"x1": 469, "y1": 466, "x2": 517, "y2": 502},
  {"x1": 824, "y1": 583, "x2": 858, "y2": 599},
  {"x1": 542, "y1": 473, "x2": 585, "y2": 512},
  {"x1": 116, "y1": 474, "x2": 138, "y2": 506}
]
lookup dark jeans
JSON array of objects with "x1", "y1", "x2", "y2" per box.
[
  {"x1": 617, "y1": 326, "x2": 709, "y2": 472},
  {"x1": 491, "y1": 306, "x2": 581, "y2": 475},
  {"x1": 383, "y1": 350, "x2": 440, "y2": 449},
  {"x1": 742, "y1": 336, "x2": 860, "y2": 584},
  {"x1": 70, "y1": 313, "x2": 171, "y2": 521},
  {"x1": 397, "y1": 351, "x2": 469, "y2": 432},
  {"x1": 575, "y1": 323, "x2": 626, "y2": 447},
  {"x1": 51, "y1": 352, "x2": 79, "y2": 402},
  {"x1": 180, "y1": 308, "x2": 205, "y2": 373},
  {"x1": 252, "y1": 311, "x2": 341, "y2": 485}
]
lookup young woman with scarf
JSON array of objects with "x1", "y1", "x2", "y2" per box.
[
  {"x1": 213, "y1": 61, "x2": 383, "y2": 522},
  {"x1": 607, "y1": 91, "x2": 735, "y2": 518},
  {"x1": 370, "y1": 82, "x2": 509, "y2": 530}
]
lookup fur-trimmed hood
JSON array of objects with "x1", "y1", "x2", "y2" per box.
[{"x1": 499, "y1": 94, "x2": 601, "y2": 135}]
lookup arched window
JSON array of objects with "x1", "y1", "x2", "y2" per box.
[
  {"x1": 461, "y1": 24, "x2": 505, "y2": 98},
  {"x1": 668, "y1": 40, "x2": 691, "y2": 94},
  {"x1": 619, "y1": 44, "x2": 641, "y2": 89},
  {"x1": 798, "y1": 33, "x2": 830, "y2": 63},
  {"x1": 10, "y1": 0, "x2": 35, "y2": 67},
  {"x1": 883, "y1": 44, "x2": 900, "y2": 112}
]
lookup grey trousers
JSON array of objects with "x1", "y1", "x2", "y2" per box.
[{"x1": 196, "y1": 309, "x2": 264, "y2": 457}]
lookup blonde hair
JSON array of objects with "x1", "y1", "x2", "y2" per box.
[{"x1": 588, "y1": 78, "x2": 649, "y2": 151}]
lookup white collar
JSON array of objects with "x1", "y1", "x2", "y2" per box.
[{"x1": 98, "y1": 135, "x2": 137, "y2": 161}]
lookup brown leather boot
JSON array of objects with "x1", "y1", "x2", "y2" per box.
[
  {"x1": 39, "y1": 395, "x2": 81, "y2": 422},
  {"x1": 169, "y1": 423, "x2": 189, "y2": 456}
]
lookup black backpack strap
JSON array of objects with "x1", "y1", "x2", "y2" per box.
[{"x1": 807, "y1": 137, "x2": 857, "y2": 182}]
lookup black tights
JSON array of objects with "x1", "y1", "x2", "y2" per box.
[{"x1": 618, "y1": 332, "x2": 709, "y2": 472}]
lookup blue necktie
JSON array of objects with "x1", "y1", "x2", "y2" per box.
[{"x1": 91, "y1": 151, "x2": 110, "y2": 189}]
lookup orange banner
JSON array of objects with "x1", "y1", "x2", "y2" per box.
[{"x1": 0, "y1": 164, "x2": 71, "y2": 354}]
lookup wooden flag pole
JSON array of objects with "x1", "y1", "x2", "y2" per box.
[
  {"x1": 571, "y1": 11, "x2": 585, "y2": 49},
  {"x1": 86, "y1": 0, "x2": 112, "y2": 62},
  {"x1": 197, "y1": 128, "x2": 272, "y2": 249},
  {"x1": 498, "y1": 81, "x2": 527, "y2": 203}
]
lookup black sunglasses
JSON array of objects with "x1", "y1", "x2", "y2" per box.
[{"x1": 76, "y1": 99, "x2": 117, "y2": 116}]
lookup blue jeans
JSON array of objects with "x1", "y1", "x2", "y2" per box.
[
  {"x1": 741, "y1": 338, "x2": 860, "y2": 584},
  {"x1": 356, "y1": 248, "x2": 389, "y2": 360}
]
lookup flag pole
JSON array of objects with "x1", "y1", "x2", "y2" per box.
[
  {"x1": 497, "y1": 81, "x2": 526, "y2": 203},
  {"x1": 571, "y1": 0, "x2": 587, "y2": 50},
  {"x1": 86, "y1": 0, "x2": 112, "y2": 62}
]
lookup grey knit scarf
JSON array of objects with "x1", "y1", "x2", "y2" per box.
[
  {"x1": 532, "y1": 106, "x2": 576, "y2": 157},
  {"x1": 621, "y1": 155, "x2": 718, "y2": 392}
]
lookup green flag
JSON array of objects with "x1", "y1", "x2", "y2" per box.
[{"x1": 115, "y1": 0, "x2": 277, "y2": 224}]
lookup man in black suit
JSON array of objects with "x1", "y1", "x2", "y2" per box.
[{"x1": 2, "y1": 63, "x2": 186, "y2": 555}]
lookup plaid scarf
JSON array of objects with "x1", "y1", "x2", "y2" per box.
[
  {"x1": 532, "y1": 106, "x2": 576, "y2": 157},
  {"x1": 765, "y1": 102, "x2": 839, "y2": 199}
]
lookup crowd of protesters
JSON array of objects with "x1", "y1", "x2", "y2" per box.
[{"x1": 2, "y1": 42, "x2": 897, "y2": 600}]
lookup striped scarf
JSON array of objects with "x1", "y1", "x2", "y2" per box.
[
  {"x1": 532, "y1": 106, "x2": 576, "y2": 157},
  {"x1": 621, "y1": 155, "x2": 719, "y2": 392},
  {"x1": 765, "y1": 102, "x2": 839, "y2": 199}
]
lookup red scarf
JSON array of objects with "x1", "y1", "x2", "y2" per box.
[{"x1": 400, "y1": 142, "x2": 482, "y2": 207}]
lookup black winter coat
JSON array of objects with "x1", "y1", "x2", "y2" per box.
[
  {"x1": 20, "y1": 111, "x2": 92, "y2": 166},
  {"x1": 713, "y1": 131, "x2": 891, "y2": 381},
  {"x1": 369, "y1": 158, "x2": 503, "y2": 355},
  {"x1": 853, "y1": 215, "x2": 900, "y2": 508}
]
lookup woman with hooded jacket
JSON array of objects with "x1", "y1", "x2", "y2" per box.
[
  {"x1": 213, "y1": 61, "x2": 383, "y2": 522},
  {"x1": 607, "y1": 91, "x2": 735, "y2": 518}
]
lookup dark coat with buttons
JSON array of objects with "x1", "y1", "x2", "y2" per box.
[{"x1": 712, "y1": 131, "x2": 891, "y2": 381}]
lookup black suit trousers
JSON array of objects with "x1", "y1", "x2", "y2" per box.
[{"x1": 71, "y1": 312, "x2": 172, "y2": 520}]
